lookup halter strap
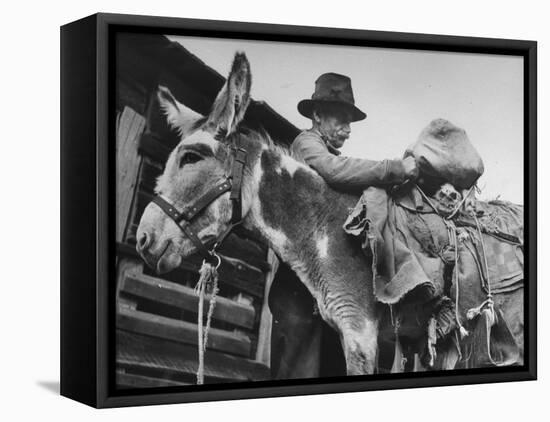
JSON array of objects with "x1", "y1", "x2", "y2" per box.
[
  {"x1": 229, "y1": 147, "x2": 247, "y2": 224},
  {"x1": 181, "y1": 180, "x2": 232, "y2": 221},
  {"x1": 152, "y1": 195, "x2": 215, "y2": 260},
  {"x1": 151, "y1": 144, "x2": 247, "y2": 262}
]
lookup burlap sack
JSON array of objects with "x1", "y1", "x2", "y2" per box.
[{"x1": 409, "y1": 119, "x2": 484, "y2": 189}]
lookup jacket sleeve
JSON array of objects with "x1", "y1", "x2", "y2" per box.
[{"x1": 291, "y1": 132, "x2": 408, "y2": 190}]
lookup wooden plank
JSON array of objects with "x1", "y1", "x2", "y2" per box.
[
  {"x1": 118, "y1": 297, "x2": 138, "y2": 310},
  {"x1": 117, "y1": 330, "x2": 270, "y2": 382},
  {"x1": 116, "y1": 371, "x2": 188, "y2": 388},
  {"x1": 120, "y1": 271, "x2": 255, "y2": 329},
  {"x1": 138, "y1": 157, "x2": 163, "y2": 194},
  {"x1": 116, "y1": 106, "x2": 146, "y2": 242},
  {"x1": 233, "y1": 226, "x2": 269, "y2": 253},
  {"x1": 116, "y1": 257, "x2": 143, "y2": 300},
  {"x1": 255, "y1": 249, "x2": 278, "y2": 365},
  {"x1": 182, "y1": 254, "x2": 265, "y2": 298},
  {"x1": 117, "y1": 241, "x2": 266, "y2": 298},
  {"x1": 117, "y1": 307, "x2": 252, "y2": 357},
  {"x1": 116, "y1": 76, "x2": 149, "y2": 116},
  {"x1": 139, "y1": 132, "x2": 172, "y2": 163},
  {"x1": 216, "y1": 234, "x2": 270, "y2": 272}
]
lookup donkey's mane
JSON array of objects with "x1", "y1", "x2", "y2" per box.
[
  {"x1": 189, "y1": 113, "x2": 292, "y2": 159},
  {"x1": 228, "y1": 125, "x2": 291, "y2": 158}
]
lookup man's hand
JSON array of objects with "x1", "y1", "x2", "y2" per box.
[{"x1": 402, "y1": 156, "x2": 419, "y2": 181}]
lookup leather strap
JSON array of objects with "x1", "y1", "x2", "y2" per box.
[
  {"x1": 152, "y1": 195, "x2": 214, "y2": 260},
  {"x1": 182, "y1": 179, "x2": 232, "y2": 221},
  {"x1": 230, "y1": 147, "x2": 247, "y2": 224}
]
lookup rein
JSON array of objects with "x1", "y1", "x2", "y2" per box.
[{"x1": 151, "y1": 142, "x2": 248, "y2": 384}]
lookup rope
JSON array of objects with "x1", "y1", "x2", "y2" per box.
[
  {"x1": 414, "y1": 183, "x2": 476, "y2": 220},
  {"x1": 391, "y1": 317, "x2": 406, "y2": 373},
  {"x1": 447, "y1": 221, "x2": 469, "y2": 338},
  {"x1": 415, "y1": 184, "x2": 469, "y2": 338},
  {"x1": 446, "y1": 185, "x2": 476, "y2": 220},
  {"x1": 467, "y1": 215, "x2": 495, "y2": 324},
  {"x1": 414, "y1": 184, "x2": 441, "y2": 215},
  {"x1": 407, "y1": 183, "x2": 518, "y2": 366},
  {"x1": 473, "y1": 215, "x2": 493, "y2": 299},
  {"x1": 196, "y1": 271, "x2": 206, "y2": 385},
  {"x1": 194, "y1": 254, "x2": 221, "y2": 385}
]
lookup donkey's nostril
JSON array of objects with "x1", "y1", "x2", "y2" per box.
[{"x1": 137, "y1": 231, "x2": 152, "y2": 251}]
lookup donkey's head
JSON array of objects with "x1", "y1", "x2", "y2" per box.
[{"x1": 136, "y1": 53, "x2": 253, "y2": 273}]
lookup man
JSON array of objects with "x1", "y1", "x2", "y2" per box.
[
  {"x1": 268, "y1": 73, "x2": 418, "y2": 379},
  {"x1": 292, "y1": 73, "x2": 417, "y2": 191}
]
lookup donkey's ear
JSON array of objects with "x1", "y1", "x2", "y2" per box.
[
  {"x1": 206, "y1": 52, "x2": 251, "y2": 137},
  {"x1": 157, "y1": 86, "x2": 203, "y2": 136}
]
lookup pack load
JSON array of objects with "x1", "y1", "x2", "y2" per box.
[
  {"x1": 408, "y1": 119, "x2": 484, "y2": 190},
  {"x1": 343, "y1": 118, "x2": 523, "y2": 370}
]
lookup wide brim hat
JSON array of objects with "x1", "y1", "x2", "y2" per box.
[{"x1": 298, "y1": 73, "x2": 367, "y2": 122}]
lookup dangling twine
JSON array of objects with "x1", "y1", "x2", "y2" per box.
[
  {"x1": 416, "y1": 183, "x2": 502, "y2": 344},
  {"x1": 390, "y1": 316, "x2": 406, "y2": 373},
  {"x1": 466, "y1": 215, "x2": 495, "y2": 324},
  {"x1": 415, "y1": 184, "x2": 473, "y2": 339},
  {"x1": 194, "y1": 258, "x2": 220, "y2": 385},
  {"x1": 446, "y1": 221, "x2": 469, "y2": 339}
]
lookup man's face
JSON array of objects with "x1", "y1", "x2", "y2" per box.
[{"x1": 315, "y1": 108, "x2": 352, "y2": 149}]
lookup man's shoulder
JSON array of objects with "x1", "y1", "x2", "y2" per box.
[
  {"x1": 292, "y1": 129, "x2": 326, "y2": 151},
  {"x1": 291, "y1": 130, "x2": 327, "y2": 160}
]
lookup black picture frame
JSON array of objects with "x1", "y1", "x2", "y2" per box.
[{"x1": 60, "y1": 12, "x2": 537, "y2": 408}]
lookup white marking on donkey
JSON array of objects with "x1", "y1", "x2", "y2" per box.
[
  {"x1": 277, "y1": 154, "x2": 313, "y2": 177},
  {"x1": 316, "y1": 234, "x2": 329, "y2": 259}
]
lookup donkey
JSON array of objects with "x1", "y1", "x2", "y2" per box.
[{"x1": 136, "y1": 52, "x2": 379, "y2": 375}]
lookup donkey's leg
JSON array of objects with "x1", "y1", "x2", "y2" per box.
[
  {"x1": 435, "y1": 341, "x2": 461, "y2": 370},
  {"x1": 494, "y1": 287, "x2": 524, "y2": 365},
  {"x1": 338, "y1": 317, "x2": 379, "y2": 375}
]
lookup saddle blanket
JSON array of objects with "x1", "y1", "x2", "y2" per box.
[{"x1": 343, "y1": 187, "x2": 524, "y2": 304}]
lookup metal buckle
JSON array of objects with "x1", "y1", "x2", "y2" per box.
[{"x1": 203, "y1": 250, "x2": 222, "y2": 270}]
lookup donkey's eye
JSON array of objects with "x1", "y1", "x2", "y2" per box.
[{"x1": 179, "y1": 152, "x2": 203, "y2": 167}]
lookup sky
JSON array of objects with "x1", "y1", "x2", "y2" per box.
[{"x1": 169, "y1": 35, "x2": 524, "y2": 204}]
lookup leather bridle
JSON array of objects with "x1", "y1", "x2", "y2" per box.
[{"x1": 151, "y1": 144, "x2": 248, "y2": 264}]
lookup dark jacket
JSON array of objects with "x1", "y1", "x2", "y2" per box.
[{"x1": 290, "y1": 129, "x2": 408, "y2": 191}]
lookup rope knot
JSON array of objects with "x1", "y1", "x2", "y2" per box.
[
  {"x1": 195, "y1": 257, "x2": 220, "y2": 385},
  {"x1": 466, "y1": 298, "x2": 496, "y2": 326}
]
